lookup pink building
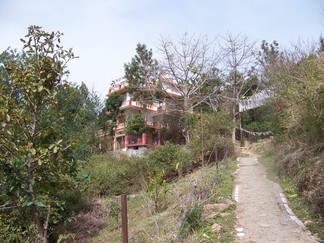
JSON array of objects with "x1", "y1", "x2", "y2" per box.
[{"x1": 107, "y1": 76, "x2": 182, "y2": 156}]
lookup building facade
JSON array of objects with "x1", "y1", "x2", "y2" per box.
[{"x1": 108, "y1": 77, "x2": 180, "y2": 156}]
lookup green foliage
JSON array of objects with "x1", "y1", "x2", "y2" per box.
[
  {"x1": 0, "y1": 25, "x2": 83, "y2": 242},
  {"x1": 180, "y1": 204, "x2": 202, "y2": 237},
  {"x1": 83, "y1": 154, "x2": 146, "y2": 196},
  {"x1": 99, "y1": 92, "x2": 124, "y2": 135},
  {"x1": 126, "y1": 112, "x2": 149, "y2": 136},
  {"x1": 0, "y1": 212, "x2": 39, "y2": 242},
  {"x1": 190, "y1": 111, "x2": 233, "y2": 163},
  {"x1": 54, "y1": 83, "x2": 102, "y2": 160},
  {"x1": 147, "y1": 142, "x2": 195, "y2": 176},
  {"x1": 160, "y1": 111, "x2": 186, "y2": 144},
  {"x1": 105, "y1": 92, "x2": 124, "y2": 116},
  {"x1": 262, "y1": 43, "x2": 324, "y2": 233},
  {"x1": 146, "y1": 170, "x2": 168, "y2": 212},
  {"x1": 124, "y1": 43, "x2": 160, "y2": 102},
  {"x1": 257, "y1": 40, "x2": 280, "y2": 71},
  {"x1": 240, "y1": 101, "x2": 281, "y2": 141},
  {"x1": 106, "y1": 198, "x2": 121, "y2": 225},
  {"x1": 85, "y1": 143, "x2": 195, "y2": 197},
  {"x1": 277, "y1": 55, "x2": 324, "y2": 146}
]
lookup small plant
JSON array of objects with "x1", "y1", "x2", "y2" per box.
[
  {"x1": 57, "y1": 233, "x2": 76, "y2": 243},
  {"x1": 180, "y1": 204, "x2": 202, "y2": 237},
  {"x1": 147, "y1": 170, "x2": 168, "y2": 213},
  {"x1": 106, "y1": 199, "x2": 121, "y2": 225}
]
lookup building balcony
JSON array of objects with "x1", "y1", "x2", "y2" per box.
[
  {"x1": 108, "y1": 78, "x2": 129, "y2": 94},
  {"x1": 120, "y1": 100, "x2": 161, "y2": 111},
  {"x1": 125, "y1": 132, "x2": 160, "y2": 148},
  {"x1": 116, "y1": 122, "x2": 125, "y2": 131},
  {"x1": 145, "y1": 120, "x2": 159, "y2": 128}
]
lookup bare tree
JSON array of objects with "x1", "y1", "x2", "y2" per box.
[
  {"x1": 158, "y1": 33, "x2": 222, "y2": 142},
  {"x1": 219, "y1": 33, "x2": 256, "y2": 143}
]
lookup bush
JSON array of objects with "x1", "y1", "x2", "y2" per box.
[
  {"x1": 180, "y1": 204, "x2": 202, "y2": 237},
  {"x1": 190, "y1": 112, "x2": 233, "y2": 164},
  {"x1": 147, "y1": 142, "x2": 195, "y2": 178},
  {"x1": 83, "y1": 154, "x2": 146, "y2": 196},
  {"x1": 84, "y1": 143, "x2": 196, "y2": 197}
]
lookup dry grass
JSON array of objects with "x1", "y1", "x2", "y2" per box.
[
  {"x1": 91, "y1": 160, "x2": 237, "y2": 243},
  {"x1": 54, "y1": 198, "x2": 109, "y2": 242}
]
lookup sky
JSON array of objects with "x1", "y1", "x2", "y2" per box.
[{"x1": 0, "y1": 0, "x2": 323, "y2": 100}]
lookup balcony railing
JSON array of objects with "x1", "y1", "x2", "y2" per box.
[
  {"x1": 126, "y1": 133, "x2": 158, "y2": 147},
  {"x1": 116, "y1": 122, "x2": 125, "y2": 130},
  {"x1": 120, "y1": 100, "x2": 161, "y2": 111},
  {"x1": 108, "y1": 78, "x2": 129, "y2": 94}
]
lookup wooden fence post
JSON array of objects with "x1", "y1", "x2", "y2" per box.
[{"x1": 121, "y1": 194, "x2": 128, "y2": 243}]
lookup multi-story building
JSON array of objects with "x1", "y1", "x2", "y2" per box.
[{"x1": 107, "y1": 76, "x2": 181, "y2": 156}]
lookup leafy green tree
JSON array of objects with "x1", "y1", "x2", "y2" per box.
[
  {"x1": 0, "y1": 25, "x2": 82, "y2": 242},
  {"x1": 257, "y1": 40, "x2": 281, "y2": 85},
  {"x1": 126, "y1": 112, "x2": 149, "y2": 136},
  {"x1": 260, "y1": 41, "x2": 324, "y2": 223},
  {"x1": 54, "y1": 82, "x2": 102, "y2": 160},
  {"x1": 99, "y1": 92, "x2": 124, "y2": 135},
  {"x1": 124, "y1": 43, "x2": 161, "y2": 103},
  {"x1": 190, "y1": 111, "x2": 233, "y2": 166},
  {"x1": 276, "y1": 53, "x2": 324, "y2": 146}
]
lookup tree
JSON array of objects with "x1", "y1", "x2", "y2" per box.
[
  {"x1": 54, "y1": 82, "x2": 102, "y2": 160},
  {"x1": 126, "y1": 111, "x2": 149, "y2": 136},
  {"x1": 99, "y1": 92, "x2": 124, "y2": 136},
  {"x1": 190, "y1": 111, "x2": 233, "y2": 166},
  {"x1": 219, "y1": 33, "x2": 256, "y2": 143},
  {"x1": 124, "y1": 43, "x2": 161, "y2": 103},
  {"x1": 266, "y1": 40, "x2": 324, "y2": 223},
  {"x1": 0, "y1": 26, "x2": 80, "y2": 242},
  {"x1": 158, "y1": 33, "x2": 222, "y2": 142}
]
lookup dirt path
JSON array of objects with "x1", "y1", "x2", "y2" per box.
[{"x1": 234, "y1": 152, "x2": 318, "y2": 243}]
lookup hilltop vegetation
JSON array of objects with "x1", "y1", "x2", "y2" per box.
[{"x1": 0, "y1": 26, "x2": 323, "y2": 242}]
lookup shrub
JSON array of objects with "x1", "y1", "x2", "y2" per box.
[
  {"x1": 180, "y1": 204, "x2": 202, "y2": 237},
  {"x1": 83, "y1": 155, "x2": 146, "y2": 196},
  {"x1": 85, "y1": 143, "x2": 195, "y2": 197},
  {"x1": 147, "y1": 142, "x2": 195, "y2": 178}
]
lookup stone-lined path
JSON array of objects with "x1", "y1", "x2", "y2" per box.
[{"x1": 234, "y1": 152, "x2": 318, "y2": 243}]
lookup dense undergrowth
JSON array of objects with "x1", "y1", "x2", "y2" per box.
[
  {"x1": 92, "y1": 157, "x2": 237, "y2": 242},
  {"x1": 82, "y1": 143, "x2": 196, "y2": 197},
  {"x1": 58, "y1": 140, "x2": 236, "y2": 242}
]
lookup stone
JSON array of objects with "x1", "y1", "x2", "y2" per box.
[
  {"x1": 202, "y1": 201, "x2": 233, "y2": 220},
  {"x1": 211, "y1": 223, "x2": 222, "y2": 233},
  {"x1": 219, "y1": 212, "x2": 230, "y2": 218}
]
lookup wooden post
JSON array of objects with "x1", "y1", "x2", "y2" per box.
[{"x1": 121, "y1": 194, "x2": 128, "y2": 243}]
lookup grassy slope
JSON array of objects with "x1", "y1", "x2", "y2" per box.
[{"x1": 91, "y1": 159, "x2": 237, "y2": 243}]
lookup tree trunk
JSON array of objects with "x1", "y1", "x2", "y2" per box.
[
  {"x1": 232, "y1": 121, "x2": 236, "y2": 144},
  {"x1": 183, "y1": 96, "x2": 191, "y2": 143},
  {"x1": 34, "y1": 207, "x2": 48, "y2": 243},
  {"x1": 232, "y1": 101, "x2": 237, "y2": 144},
  {"x1": 232, "y1": 71, "x2": 237, "y2": 144}
]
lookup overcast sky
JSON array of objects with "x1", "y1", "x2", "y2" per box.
[{"x1": 0, "y1": 0, "x2": 323, "y2": 100}]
